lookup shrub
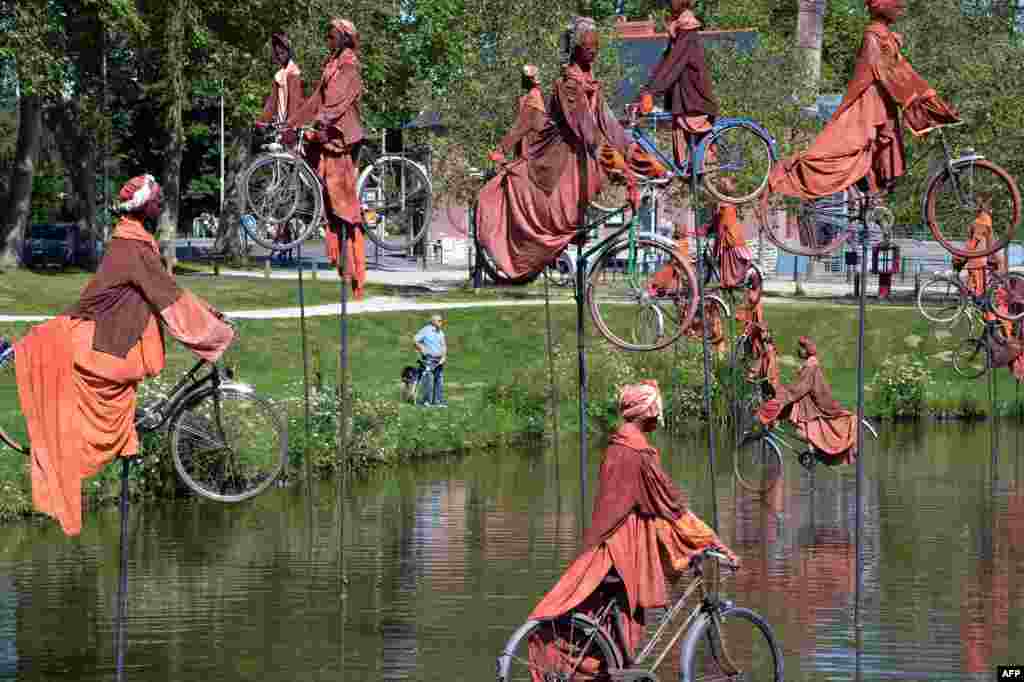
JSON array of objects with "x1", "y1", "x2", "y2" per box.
[{"x1": 868, "y1": 356, "x2": 932, "y2": 418}]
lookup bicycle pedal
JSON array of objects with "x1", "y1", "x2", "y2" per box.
[{"x1": 609, "y1": 668, "x2": 658, "y2": 682}]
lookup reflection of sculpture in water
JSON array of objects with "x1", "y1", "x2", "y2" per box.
[
  {"x1": 765, "y1": 0, "x2": 959, "y2": 201},
  {"x1": 526, "y1": 381, "x2": 737, "y2": 670},
  {"x1": 757, "y1": 337, "x2": 858, "y2": 468},
  {"x1": 959, "y1": 481, "x2": 1023, "y2": 673}
]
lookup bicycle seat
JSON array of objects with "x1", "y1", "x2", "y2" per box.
[
  {"x1": 261, "y1": 143, "x2": 284, "y2": 153},
  {"x1": 601, "y1": 573, "x2": 623, "y2": 585}
]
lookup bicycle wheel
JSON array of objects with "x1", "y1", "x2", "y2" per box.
[
  {"x1": 242, "y1": 160, "x2": 323, "y2": 252},
  {"x1": 496, "y1": 615, "x2": 622, "y2": 682},
  {"x1": 474, "y1": 228, "x2": 542, "y2": 285},
  {"x1": 169, "y1": 386, "x2": 288, "y2": 503},
  {"x1": 0, "y1": 345, "x2": 28, "y2": 455},
  {"x1": 358, "y1": 156, "x2": 432, "y2": 252},
  {"x1": 702, "y1": 124, "x2": 773, "y2": 205},
  {"x1": 588, "y1": 238, "x2": 698, "y2": 351},
  {"x1": 926, "y1": 159, "x2": 1020, "y2": 259},
  {"x1": 240, "y1": 154, "x2": 304, "y2": 225},
  {"x1": 757, "y1": 187, "x2": 857, "y2": 257},
  {"x1": 917, "y1": 276, "x2": 967, "y2": 323},
  {"x1": 988, "y1": 271, "x2": 1024, "y2": 322},
  {"x1": 951, "y1": 337, "x2": 991, "y2": 380},
  {"x1": 681, "y1": 606, "x2": 783, "y2": 682},
  {"x1": 733, "y1": 433, "x2": 783, "y2": 493}
]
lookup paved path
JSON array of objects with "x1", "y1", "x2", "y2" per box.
[{"x1": 0, "y1": 297, "x2": 580, "y2": 323}]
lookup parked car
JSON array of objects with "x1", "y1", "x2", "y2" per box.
[{"x1": 23, "y1": 223, "x2": 79, "y2": 269}]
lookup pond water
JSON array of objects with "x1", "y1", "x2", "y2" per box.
[{"x1": 0, "y1": 422, "x2": 1021, "y2": 681}]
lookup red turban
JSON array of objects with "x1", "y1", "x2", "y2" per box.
[
  {"x1": 619, "y1": 380, "x2": 663, "y2": 421},
  {"x1": 117, "y1": 174, "x2": 161, "y2": 219},
  {"x1": 798, "y1": 336, "x2": 817, "y2": 357},
  {"x1": 865, "y1": 0, "x2": 904, "y2": 12}
]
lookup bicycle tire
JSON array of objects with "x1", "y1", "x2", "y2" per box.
[
  {"x1": 473, "y1": 225, "x2": 541, "y2": 285},
  {"x1": 680, "y1": 606, "x2": 783, "y2": 682},
  {"x1": 917, "y1": 276, "x2": 967, "y2": 323},
  {"x1": 242, "y1": 157, "x2": 323, "y2": 252},
  {"x1": 951, "y1": 338, "x2": 991, "y2": 380},
  {"x1": 588, "y1": 237, "x2": 699, "y2": 351},
  {"x1": 0, "y1": 346, "x2": 28, "y2": 455},
  {"x1": 169, "y1": 386, "x2": 288, "y2": 503},
  {"x1": 702, "y1": 124, "x2": 773, "y2": 205},
  {"x1": 496, "y1": 614, "x2": 622, "y2": 682},
  {"x1": 358, "y1": 155, "x2": 432, "y2": 252},
  {"x1": 926, "y1": 159, "x2": 1020, "y2": 259},
  {"x1": 240, "y1": 154, "x2": 304, "y2": 226},
  {"x1": 757, "y1": 191, "x2": 855, "y2": 257},
  {"x1": 987, "y1": 271, "x2": 1024, "y2": 322},
  {"x1": 733, "y1": 432, "x2": 783, "y2": 494}
]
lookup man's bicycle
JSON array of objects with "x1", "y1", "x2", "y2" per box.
[
  {"x1": 496, "y1": 548, "x2": 782, "y2": 682},
  {"x1": 0, "y1": 330, "x2": 288, "y2": 503},
  {"x1": 757, "y1": 121, "x2": 1021, "y2": 258},
  {"x1": 240, "y1": 124, "x2": 432, "y2": 253}
]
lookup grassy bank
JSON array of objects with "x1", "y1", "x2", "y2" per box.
[{"x1": 2, "y1": 282, "x2": 1022, "y2": 521}]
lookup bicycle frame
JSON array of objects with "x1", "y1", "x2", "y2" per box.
[
  {"x1": 596, "y1": 554, "x2": 739, "y2": 675},
  {"x1": 136, "y1": 360, "x2": 223, "y2": 433},
  {"x1": 627, "y1": 112, "x2": 779, "y2": 180}
]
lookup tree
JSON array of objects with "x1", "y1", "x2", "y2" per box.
[{"x1": 797, "y1": 0, "x2": 827, "y2": 97}]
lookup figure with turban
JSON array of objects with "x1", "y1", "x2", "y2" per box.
[
  {"x1": 475, "y1": 16, "x2": 640, "y2": 281},
  {"x1": 636, "y1": 0, "x2": 718, "y2": 168},
  {"x1": 757, "y1": 337, "x2": 858, "y2": 468},
  {"x1": 7, "y1": 175, "x2": 234, "y2": 536},
  {"x1": 288, "y1": 18, "x2": 366, "y2": 299},
  {"x1": 256, "y1": 32, "x2": 305, "y2": 128},
  {"x1": 526, "y1": 380, "x2": 737, "y2": 669},
  {"x1": 488, "y1": 64, "x2": 548, "y2": 165},
  {"x1": 707, "y1": 177, "x2": 754, "y2": 289},
  {"x1": 764, "y1": 0, "x2": 959, "y2": 201}
]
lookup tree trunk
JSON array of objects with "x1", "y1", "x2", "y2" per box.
[
  {"x1": 215, "y1": 125, "x2": 252, "y2": 260},
  {"x1": 48, "y1": 101, "x2": 99, "y2": 270},
  {"x1": 0, "y1": 94, "x2": 43, "y2": 270},
  {"x1": 159, "y1": 0, "x2": 187, "y2": 274},
  {"x1": 796, "y1": 0, "x2": 825, "y2": 99}
]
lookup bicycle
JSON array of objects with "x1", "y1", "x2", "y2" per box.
[
  {"x1": 757, "y1": 121, "x2": 1021, "y2": 258},
  {"x1": 496, "y1": 547, "x2": 782, "y2": 682},
  {"x1": 0, "y1": 329, "x2": 288, "y2": 503},
  {"x1": 945, "y1": 313, "x2": 1019, "y2": 380},
  {"x1": 733, "y1": 416, "x2": 878, "y2": 493},
  {"x1": 917, "y1": 268, "x2": 1024, "y2": 327},
  {"x1": 240, "y1": 123, "x2": 433, "y2": 254},
  {"x1": 590, "y1": 110, "x2": 779, "y2": 214}
]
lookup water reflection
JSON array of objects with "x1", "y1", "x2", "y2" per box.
[{"x1": 0, "y1": 423, "x2": 1020, "y2": 680}]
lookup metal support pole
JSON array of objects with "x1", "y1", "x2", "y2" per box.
[
  {"x1": 298, "y1": 243, "x2": 311, "y2": 492},
  {"x1": 471, "y1": 202, "x2": 483, "y2": 291},
  {"x1": 115, "y1": 457, "x2": 131, "y2": 681},
  {"x1": 691, "y1": 138, "x2": 718, "y2": 531},
  {"x1": 337, "y1": 225, "x2": 351, "y2": 475},
  {"x1": 544, "y1": 269, "x2": 560, "y2": 456},
  {"x1": 854, "y1": 223, "x2": 868, "y2": 633},
  {"x1": 576, "y1": 242, "x2": 588, "y2": 536}
]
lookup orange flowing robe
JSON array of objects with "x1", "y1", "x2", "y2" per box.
[
  {"x1": 711, "y1": 203, "x2": 752, "y2": 289},
  {"x1": 476, "y1": 64, "x2": 633, "y2": 279},
  {"x1": 13, "y1": 218, "x2": 233, "y2": 536},
  {"x1": 757, "y1": 355, "x2": 857, "y2": 464},
  {"x1": 769, "y1": 21, "x2": 958, "y2": 199},
  {"x1": 257, "y1": 60, "x2": 304, "y2": 125},
  {"x1": 528, "y1": 423, "x2": 736, "y2": 667},
  {"x1": 289, "y1": 48, "x2": 366, "y2": 297}
]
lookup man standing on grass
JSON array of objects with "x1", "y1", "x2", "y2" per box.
[{"x1": 414, "y1": 314, "x2": 447, "y2": 407}]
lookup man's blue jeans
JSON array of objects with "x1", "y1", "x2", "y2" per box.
[{"x1": 419, "y1": 357, "x2": 444, "y2": 405}]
